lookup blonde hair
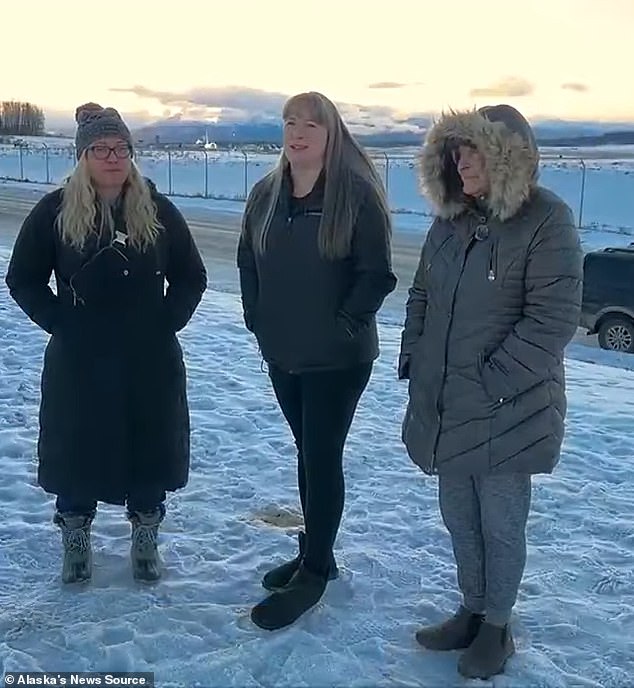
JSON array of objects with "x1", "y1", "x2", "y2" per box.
[
  {"x1": 246, "y1": 91, "x2": 391, "y2": 260},
  {"x1": 56, "y1": 156, "x2": 162, "y2": 251}
]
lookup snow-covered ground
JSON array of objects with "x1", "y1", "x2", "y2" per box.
[
  {"x1": 1, "y1": 143, "x2": 633, "y2": 232},
  {"x1": 0, "y1": 236, "x2": 632, "y2": 686}
]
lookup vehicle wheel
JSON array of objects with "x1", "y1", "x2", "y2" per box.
[{"x1": 598, "y1": 316, "x2": 634, "y2": 353}]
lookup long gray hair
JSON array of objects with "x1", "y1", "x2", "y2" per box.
[
  {"x1": 56, "y1": 156, "x2": 162, "y2": 251},
  {"x1": 247, "y1": 92, "x2": 391, "y2": 260}
]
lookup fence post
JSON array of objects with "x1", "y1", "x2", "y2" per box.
[
  {"x1": 19, "y1": 145, "x2": 24, "y2": 180},
  {"x1": 203, "y1": 150, "x2": 209, "y2": 198},
  {"x1": 167, "y1": 150, "x2": 173, "y2": 195},
  {"x1": 383, "y1": 152, "x2": 390, "y2": 197},
  {"x1": 578, "y1": 158, "x2": 586, "y2": 229},
  {"x1": 242, "y1": 151, "x2": 248, "y2": 199},
  {"x1": 43, "y1": 144, "x2": 50, "y2": 183}
]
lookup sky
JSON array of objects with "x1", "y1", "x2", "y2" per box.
[{"x1": 4, "y1": 0, "x2": 634, "y2": 128}]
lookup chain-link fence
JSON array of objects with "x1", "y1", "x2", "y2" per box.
[{"x1": 1, "y1": 142, "x2": 633, "y2": 231}]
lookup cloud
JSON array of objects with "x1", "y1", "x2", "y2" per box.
[
  {"x1": 395, "y1": 114, "x2": 432, "y2": 128},
  {"x1": 337, "y1": 102, "x2": 418, "y2": 132},
  {"x1": 110, "y1": 85, "x2": 289, "y2": 121},
  {"x1": 469, "y1": 77, "x2": 534, "y2": 97},
  {"x1": 368, "y1": 82, "x2": 407, "y2": 89},
  {"x1": 42, "y1": 107, "x2": 158, "y2": 134},
  {"x1": 561, "y1": 82, "x2": 589, "y2": 92},
  {"x1": 348, "y1": 103, "x2": 396, "y2": 118},
  {"x1": 109, "y1": 84, "x2": 433, "y2": 135},
  {"x1": 368, "y1": 81, "x2": 425, "y2": 90}
]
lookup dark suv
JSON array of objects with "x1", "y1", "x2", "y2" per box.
[{"x1": 580, "y1": 244, "x2": 634, "y2": 353}]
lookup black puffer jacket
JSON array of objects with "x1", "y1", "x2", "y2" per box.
[
  {"x1": 238, "y1": 172, "x2": 397, "y2": 373},
  {"x1": 400, "y1": 105, "x2": 583, "y2": 476}
]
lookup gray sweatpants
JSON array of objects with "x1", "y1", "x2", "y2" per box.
[{"x1": 438, "y1": 473, "x2": 532, "y2": 627}]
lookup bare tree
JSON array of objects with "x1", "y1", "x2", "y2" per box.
[{"x1": 0, "y1": 100, "x2": 45, "y2": 135}]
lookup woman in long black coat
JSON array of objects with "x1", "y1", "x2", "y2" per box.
[{"x1": 5, "y1": 103, "x2": 207, "y2": 584}]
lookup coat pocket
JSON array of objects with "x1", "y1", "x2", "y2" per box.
[{"x1": 488, "y1": 378, "x2": 553, "y2": 468}]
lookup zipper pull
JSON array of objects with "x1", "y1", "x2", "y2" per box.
[{"x1": 488, "y1": 242, "x2": 496, "y2": 281}]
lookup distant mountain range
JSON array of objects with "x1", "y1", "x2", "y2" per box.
[
  {"x1": 42, "y1": 109, "x2": 634, "y2": 150},
  {"x1": 130, "y1": 116, "x2": 634, "y2": 149}
]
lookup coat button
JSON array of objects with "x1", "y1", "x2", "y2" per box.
[{"x1": 123, "y1": 269, "x2": 129, "y2": 276}]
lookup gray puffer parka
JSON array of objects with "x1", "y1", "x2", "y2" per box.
[{"x1": 400, "y1": 104, "x2": 583, "y2": 476}]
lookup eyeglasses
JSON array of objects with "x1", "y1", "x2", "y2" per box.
[{"x1": 88, "y1": 144, "x2": 132, "y2": 160}]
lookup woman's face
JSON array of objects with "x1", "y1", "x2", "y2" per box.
[
  {"x1": 453, "y1": 144, "x2": 490, "y2": 197},
  {"x1": 283, "y1": 109, "x2": 328, "y2": 169},
  {"x1": 84, "y1": 136, "x2": 132, "y2": 192}
]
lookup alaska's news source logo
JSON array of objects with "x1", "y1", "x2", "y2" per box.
[{"x1": 4, "y1": 673, "x2": 153, "y2": 686}]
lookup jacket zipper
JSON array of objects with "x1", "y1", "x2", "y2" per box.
[{"x1": 281, "y1": 208, "x2": 323, "y2": 376}]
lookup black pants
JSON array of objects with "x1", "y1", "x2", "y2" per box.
[
  {"x1": 269, "y1": 362, "x2": 372, "y2": 577},
  {"x1": 55, "y1": 486, "x2": 166, "y2": 518}
]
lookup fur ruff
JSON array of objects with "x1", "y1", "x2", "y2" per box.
[{"x1": 419, "y1": 109, "x2": 539, "y2": 221}]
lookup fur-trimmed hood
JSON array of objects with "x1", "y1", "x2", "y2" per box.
[{"x1": 420, "y1": 104, "x2": 539, "y2": 221}]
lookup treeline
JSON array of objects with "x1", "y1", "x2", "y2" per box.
[{"x1": 0, "y1": 100, "x2": 45, "y2": 136}]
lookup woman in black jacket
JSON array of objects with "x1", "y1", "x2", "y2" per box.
[
  {"x1": 238, "y1": 91, "x2": 397, "y2": 630},
  {"x1": 5, "y1": 103, "x2": 207, "y2": 584}
]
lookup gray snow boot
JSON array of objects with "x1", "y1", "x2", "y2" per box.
[
  {"x1": 54, "y1": 511, "x2": 94, "y2": 584},
  {"x1": 128, "y1": 508, "x2": 163, "y2": 582},
  {"x1": 415, "y1": 606, "x2": 484, "y2": 651},
  {"x1": 458, "y1": 621, "x2": 515, "y2": 679}
]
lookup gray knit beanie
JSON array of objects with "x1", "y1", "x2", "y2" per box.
[{"x1": 74, "y1": 102, "x2": 133, "y2": 160}]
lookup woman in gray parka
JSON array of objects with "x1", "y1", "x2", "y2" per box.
[{"x1": 399, "y1": 104, "x2": 583, "y2": 679}]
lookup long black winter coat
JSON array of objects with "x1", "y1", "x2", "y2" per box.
[
  {"x1": 400, "y1": 105, "x2": 583, "y2": 477},
  {"x1": 237, "y1": 172, "x2": 397, "y2": 373},
  {"x1": 5, "y1": 183, "x2": 207, "y2": 504}
]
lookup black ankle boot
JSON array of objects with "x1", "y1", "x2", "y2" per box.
[
  {"x1": 458, "y1": 622, "x2": 515, "y2": 679},
  {"x1": 262, "y1": 531, "x2": 339, "y2": 591},
  {"x1": 262, "y1": 531, "x2": 305, "y2": 591},
  {"x1": 252, "y1": 563, "x2": 327, "y2": 630},
  {"x1": 415, "y1": 606, "x2": 485, "y2": 651}
]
